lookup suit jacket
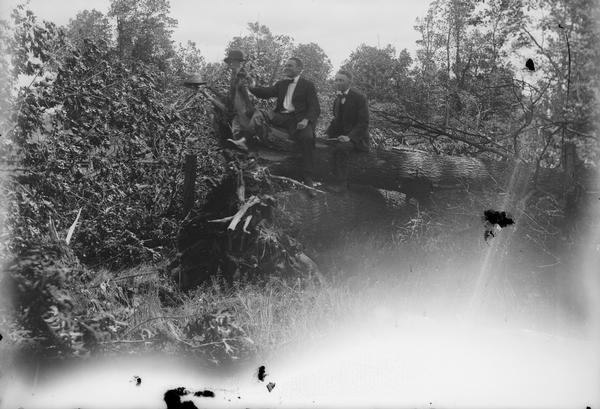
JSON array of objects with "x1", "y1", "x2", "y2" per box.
[
  {"x1": 325, "y1": 88, "x2": 370, "y2": 152},
  {"x1": 249, "y1": 77, "x2": 320, "y2": 126}
]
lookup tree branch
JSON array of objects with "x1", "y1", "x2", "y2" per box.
[{"x1": 372, "y1": 109, "x2": 512, "y2": 159}]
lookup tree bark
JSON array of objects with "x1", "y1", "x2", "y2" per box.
[{"x1": 252, "y1": 134, "x2": 515, "y2": 199}]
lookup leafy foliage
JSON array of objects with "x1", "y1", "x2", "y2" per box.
[
  {"x1": 365, "y1": 0, "x2": 599, "y2": 169},
  {"x1": 292, "y1": 42, "x2": 333, "y2": 89},
  {"x1": 66, "y1": 9, "x2": 113, "y2": 51},
  {"x1": 2, "y1": 240, "x2": 121, "y2": 357},
  {"x1": 341, "y1": 44, "x2": 409, "y2": 102},
  {"x1": 3, "y1": 6, "x2": 221, "y2": 267},
  {"x1": 226, "y1": 23, "x2": 333, "y2": 89},
  {"x1": 109, "y1": 0, "x2": 177, "y2": 68}
]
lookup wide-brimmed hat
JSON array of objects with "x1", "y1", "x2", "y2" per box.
[
  {"x1": 224, "y1": 49, "x2": 246, "y2": 64},
  {"x1": 181, "y1": 73, "x2": 207, "y2": 88}
]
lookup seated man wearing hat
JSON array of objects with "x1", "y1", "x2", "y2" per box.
[
  {"x1": 247, "y1": 57, "x2": 321, "y2": 186},
  {"x1": 223, "y1": 50, "x2": 254, "y2": 143},
  {"x1": 216, "y1": 49, "x2": 272, "y2": 151}
]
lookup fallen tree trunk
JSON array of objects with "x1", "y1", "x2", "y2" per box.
[
  {"x1": 250, "y1": 132, "x2": 538, "y2": 205},
  {"x1": 261, "y1": 139, "x2": 505, "y2": 187},
  {"x1": 252, "y1": 132, "x2": 599, "y2": 204}
]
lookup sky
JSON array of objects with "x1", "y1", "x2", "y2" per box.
[{"x1": 0, "y1": 0, "x2": 433, "y2": 69}]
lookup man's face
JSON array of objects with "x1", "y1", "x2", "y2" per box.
[
  {"x1": 228, "y1": 60, "x2": 242, "y2": 73},
  {"x1": 283, "y1": 59, "x2": 301, "y2": 78},
  {"x1": 334, "y1": 73, "x2": 351, "y2": 91}
]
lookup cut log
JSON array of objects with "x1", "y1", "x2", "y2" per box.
[
  {"x1": 250, "y1": 134, "x2": 518, "y2": 203},
  {"x1": 251, "y1": 132, "x2": 598, "y2": 203}
]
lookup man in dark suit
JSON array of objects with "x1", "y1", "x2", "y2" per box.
[
  {"x1": 249, "y1": 57, "x2": 320, "y2": 186},
  {"x1": 325, "y1": 70, "x2": 370, "y2": 191}
]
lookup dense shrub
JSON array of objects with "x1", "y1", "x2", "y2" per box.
[{"x1": 3, "y1": 7, "x2": 222, "y2": 267}]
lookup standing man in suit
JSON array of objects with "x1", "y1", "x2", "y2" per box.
[
  {"x1": 325, "y1": 70, "x2": 370, "y2": 191},
  {"x1": 249, "y1": 57, "x2": 321, "y2": 186}
]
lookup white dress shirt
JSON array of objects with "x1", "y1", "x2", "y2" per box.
[
  {"x1": 283, "y1": 75, "x2": 300, "y2": 112},
  {"x1": 338, "y1": 88, "x2": 350, "y2": 104}
]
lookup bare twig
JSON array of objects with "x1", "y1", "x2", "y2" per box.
[
  {"x1": 372, "y1": 109, "x2": 512, "y2": 159},
  {"x1": 48, "y1": 216, "x2": 59, "y2": 241},
  {"x1": 100, "y1": 339, "x2": 154, "y2": 345},
  {"x1": 242, "y1": 215, "x2": 253, "y2": 233},
  {"x1": 532, "y1": 126, "x2": 562, "y2": 185},
  {"x1": 236, "y1": 168, "x2": 245, "y2": 202},
  {"x1": 112, "y1": 271, "x2": 160, "y2": 281},
  {"x1": 228, "y1": 196, "x2": 261, "y2": 231},
  {"x1": 268, "y1": 174, "x2": 326, "y2": 194},
  {"x1": 199, "y1": 89, "x2": 227, "y2": 112},
  {"x1": 120, "y1": 314, "x2": 202, "y2": 339},
  {"x1": 65, "y1": 207, "x2": 82, "y2": 245},
  {"x1": 208, "y1": 215, "x2": 235, "y2": 223},
  {"x1": 189, "y1": 338, "x2": 246, "y2": 349}
]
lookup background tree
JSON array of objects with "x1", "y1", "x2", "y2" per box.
[
  {"x1": 108, "y1": 0, "x2": 177, "y2": 68},
  {"x1": 66, "y1": 9, "x2": 113, "y2": 51},
  {"x1": 291, "y1": 42, "x2": 332, "y2": 90},
  {"x1": 341, "y1": 44, "x2": 405, "y2": 102},
  {"x1": 0, "y1": 18, "x2": 15, "y2": 147},
  {"x1": 226, "y1": 22, "x2": 294, "y2": 86},
  {"x1": 516, "y1": 0, "x2": 600, "y2": 170},
  {"x1": 171, "y1": 40, "x2": 205, "y2": 76},
  {"x1": 377, "y1": 0, "x2": 532, "y2": 157}
]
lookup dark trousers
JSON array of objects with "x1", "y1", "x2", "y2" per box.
[
  {"x1": 331, "y1": 140, "x2": 354, "y2": 184},
  {"x1": 270, "y1": 112, "x2": 315, "y2": 181}
]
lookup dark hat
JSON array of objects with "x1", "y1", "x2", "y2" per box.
[
  {"x1": 181, "y1": 73, "x2": 207, "y2": 88},
  {"x1": 224, "y1": 49, "x2": 246, "y2": 63}
]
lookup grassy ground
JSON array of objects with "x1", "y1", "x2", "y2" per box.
[{"x1": 1, "y1": 186, "x2": 592, "y2": 373}]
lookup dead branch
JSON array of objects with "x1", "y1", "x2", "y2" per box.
[
  {"x1": 267, "y1": 174, "x2": 327, "y2": 194},
  {"x1": 65, "y1": 208, "x2": 82, "y2": 245},
  {"x1": 228, "y1": 196, "x2": 261, "y2": 231},
  {"x1": 208, "y1": 216, "x2": 235, "y2": 223},
  {"x1": 242, "y1": 215, "x2": 253, "y2": 233},
  {"x1": 372, "y1": 109, "x2": 512, "y2": 159}
]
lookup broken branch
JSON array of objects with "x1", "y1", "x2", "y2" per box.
[{"x1": 228, "y1": 196, "x2": 261, "y2": 231}]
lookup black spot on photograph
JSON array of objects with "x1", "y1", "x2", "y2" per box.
[
  {"x1": 164, "y1": 387, "x2": 192, "y2": 409},
  {"x1": 257, "y1": 365, "x2": 267, "y2": 382},
  {"x1": 525, "y1": 58, "x2": 535, "y2": 71},
  {"x1": 193, "y1": 389, "x2": 215, "y2": 397},
  {"x1": 483, "y1": 210, "x2": 514, "y2": 227}
]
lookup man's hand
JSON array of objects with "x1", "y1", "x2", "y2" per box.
[
  {"x1": 296, "y1": 119, "x2": 309, "y2": 130},
  {"x1": 337, "y1": 135, "x2": 351, "y2": 143}
]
